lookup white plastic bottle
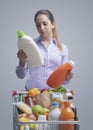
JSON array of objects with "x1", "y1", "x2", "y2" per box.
[
  {"x1": 36, "y1": 115, "x2": 48, "y2": 130},
  {"x1": 24, "y1": 124, "x2": 30, "y2": 130},
  {"x1": 48, "y1": 102, "x2": 61, "y2": 130},
  {"x1": 17, "y1": 30, "x2": 44, "y2": 68}
]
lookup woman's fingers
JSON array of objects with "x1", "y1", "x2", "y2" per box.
[
  {"x1": 17, "y1": 49, "x2": 27, "y2": 66},
  {"x1": 17, "y1": 49, "x2": 27, "y2": 58},
  {"x1": 65, "y1": 72, "x2": 74, "y2": 80}
]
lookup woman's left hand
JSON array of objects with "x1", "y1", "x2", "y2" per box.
[{"x1": 65, "y1": 71, "x2": 74, "y2": 81}]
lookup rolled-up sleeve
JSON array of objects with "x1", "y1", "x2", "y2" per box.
[{"x1": 16, "y1": 64, "x2": 28, "y2": 79}]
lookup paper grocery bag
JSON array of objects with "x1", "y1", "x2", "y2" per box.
[{"x1": 33, "y1": 92, "x2": 51, "y2": 109}]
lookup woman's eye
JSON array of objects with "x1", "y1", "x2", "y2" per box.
[
  {"x1": 36, "y1": 22, "x2": 47, "y2": 28},
  {"x1": 36, "y1": 24, "x2": 40, "y2": 27},
  {"x1": 43, "y1": 22, "x2": 47, "y2": 25},
  {"x1": 43, "y1": 23, "x2": 47, "y2": 26}
]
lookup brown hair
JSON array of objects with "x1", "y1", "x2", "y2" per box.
[{"x1": 34, "y1": 9, "x2": 63, "y2": 50}]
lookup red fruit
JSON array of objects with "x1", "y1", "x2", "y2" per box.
[
  {"x1": 70, "y1": 89, "x2": 74, "y2": 95},
  {"x1": 19, "y1": 113, "x2": 26, "y2": 118},
  {"x1": 27, "y1": 114, "x2": 36, "y2": 121},
  {"x1": 44, "y1": 112, "x2": 49, "y2": 120},
  {"x1": 41, "y1": 89, "x2": 48, "y2": 93},
  {"x1": 12, "y1": 91, "x2": 17, "y2": 96}
]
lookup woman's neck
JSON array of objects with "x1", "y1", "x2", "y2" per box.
[
  {"x1": 41, "y1": 34, "x2": 53, "y2": 48},
  {"x1": 42, "y1": 37, "x2": 53, "y2": 48}
]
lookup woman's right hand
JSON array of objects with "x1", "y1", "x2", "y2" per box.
[{"x1": 17, "y1": 49, "x2": 27, "y2": 67}]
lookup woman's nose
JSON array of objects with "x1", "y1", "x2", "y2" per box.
[{"x1": 40, "y1": 24, "x2": 44, "y2": 30}]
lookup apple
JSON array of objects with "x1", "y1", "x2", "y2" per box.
[
  {"x1": 32, "y1": 105, "x2": 44, "y2": 116},
  {"x1": 43, "y1": 108, "x2": 49, "y2": 113},
  {"x1": 41, "y1": 89, "x2": 48, "y2": 93},
  {"x1": 70, "y1": 89, "x2": 74, "y2": 95},
  {"x1": 32, "y1": 105, "x2": 49, "y2": 116},
  {"x1": 44, "y1": 112, "x2": 49, "y2": 120},
  {"x1": 18, "y1": 113, "x2": 26, "y2": 118},
  {"x1": 27, "y1": 114, "x2": 36, "y2": 121}
]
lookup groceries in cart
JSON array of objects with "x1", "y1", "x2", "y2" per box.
[{"x1": 12, "y1": 86, "x2": 80, "y2": 130}]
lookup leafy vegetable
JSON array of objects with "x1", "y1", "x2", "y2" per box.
[{"x1": 52, "y1": 86, "x2": 67, "y2": 93}]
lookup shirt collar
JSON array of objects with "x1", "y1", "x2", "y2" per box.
[{"x1": 35, "y1": 36, "x2": 57, "y2": 45}]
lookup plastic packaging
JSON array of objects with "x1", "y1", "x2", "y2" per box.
[
  {"x1": 47, "y1": 60, "x2": 75, "y2": 88},
  {"x1": 36, "y1": 115, "x2": 48, "y2": 130},
  {"x1": 71, "y1": 102, "x2": 79, "y2": 130},
  {"x1": 17, "y1": 30, "x2": 44, "y2": 68},
  {"x1": 16, "y1": 101, "x2": 32, "y2": 114},
  {"x1": 63, "y1": 91, "x2": 79, "y2": 130},
  {"x1": 19, "y1": 93, "x2": 24, "y2": 101},
  {"x1": 24, "y1": 124, "x2": 30, "y2": 130},
  {"x1": 25, "y1": 96, "x2": 34, "y2": 108},
  {"x1": 48, "y1": 102, "x2": 61, "y2": 130},
  {"x1": 59, "y1": 100, "x2": 75, "y2": 130}
]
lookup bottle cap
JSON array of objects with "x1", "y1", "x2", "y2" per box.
[
  {"x1": 52, "y1": 102, "x2": 59, "y2": 107},
  {"x1": 68, "y1": 60, "x2": 75, "y2": 67},
  {"x1": 17, "y1": 30, "x2": 25, "y2": 38},
  {"x1": 63, "y1": 92, "x2": 73, "y2": 100}
]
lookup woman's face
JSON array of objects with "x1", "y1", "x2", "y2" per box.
[{"x1": 35, "y1": 14, "x2": 54, "y2": 39}]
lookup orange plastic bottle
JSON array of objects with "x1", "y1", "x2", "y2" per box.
[
  {"x1": 59, "y1": 100, "x2": 75, "y2": 130},
  {"x1": 47, "y1": 60, "x2": 75, "y2": 88}
]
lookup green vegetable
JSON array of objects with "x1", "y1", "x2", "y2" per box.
[{"x1": 52, "y1": 86, "x2": 67, "y2": 93}]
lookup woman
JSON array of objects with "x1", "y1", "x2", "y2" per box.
[{"x1": 16, "y1": 9, "x2": 73, "y2": 91}]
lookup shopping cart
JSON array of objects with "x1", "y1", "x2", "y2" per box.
[{"x1": 12, "y1": 90, "x2": 80, "y2": 130}]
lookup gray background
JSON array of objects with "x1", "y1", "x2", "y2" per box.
[{"x1": 0, "y1": 0, "x2": 93, "y2": 130}]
